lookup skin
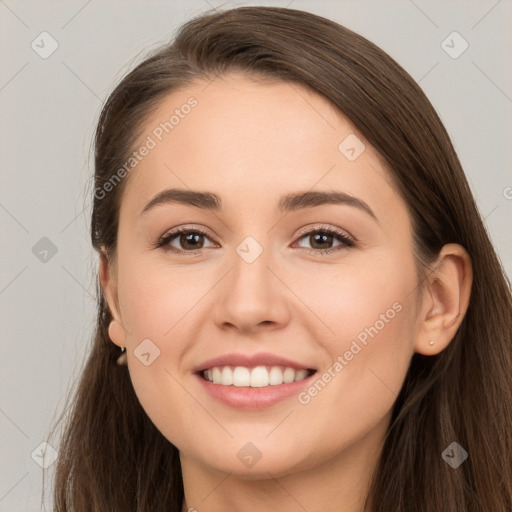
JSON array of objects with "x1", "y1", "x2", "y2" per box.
[{"x1": 99, "y1": 73, "x2": 472, "y2": 512}]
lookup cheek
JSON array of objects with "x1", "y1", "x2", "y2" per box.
[
  {"x1": 116, "y1": 260, "x2": 202, "y2": 442},
  {"x1": 293, "y1": 291, "x2": 417, "y2": 462},
  {"x1": 307, "y1": 247, "x2": 418, "y2": 348},
  {"x1": 117, "y1": 255, "x2": 202, "y2": 345},
  {"x1": 325, "y1": 302, "x2": 415, "y2": 404},
  {"x1": 304, "y1": 250, "x2": 418, "y2": 416}
]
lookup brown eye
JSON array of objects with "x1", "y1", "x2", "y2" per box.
[
  {"x1": 157, "y1": 228, "x2": 216, "y2": 253},
  {"x1": 294, "y1": 227, "x2": 355, "y2": 255},
  {"x1": 307, "y1": 232, "x2": 335, "y2": 250},
  {"x1": 178, "y1": 232, "x2": 205, "y2": 250}
]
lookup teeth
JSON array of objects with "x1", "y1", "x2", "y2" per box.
[
  {"x1": 283, "y1": 367, "x2": 295, "y2": 383},
  {"x1": 202, "y1": 365, "x2": 312, "y2": 387},
  {"x1": 233, "y1": 366, "x2": 251, "y2": 387},
  {"x1": 250, "y1": 366, "x2": 269, "y2": 387},
  {"x1": 212, "y1": 367, "x2": 221, "y2": 384},
  {"x1": 221, "y1": 367, "x2": 233, "y2": 385},
  {"x1": 269, "y1": 366, "x2": 284, "y2": 385}
]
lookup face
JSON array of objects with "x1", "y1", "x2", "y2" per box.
[{"x1": 102, "y1": 73, "x2": 424, "y2": 478}]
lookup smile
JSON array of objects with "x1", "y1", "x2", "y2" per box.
[{"x1": 201, "y1": 365, "x2": 316, "y2": 387}]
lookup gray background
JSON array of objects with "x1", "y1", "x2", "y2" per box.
[{"x1": 1, "y1": 0, "x2": 511, "y2": 510}]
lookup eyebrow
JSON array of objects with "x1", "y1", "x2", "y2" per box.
[{"x1": 140, "y1": 188, "x2": 377, "y2": 221}]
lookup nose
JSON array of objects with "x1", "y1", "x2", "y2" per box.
[{"x1": 211, "y1": 242, "x2": 291, "y2": 334}]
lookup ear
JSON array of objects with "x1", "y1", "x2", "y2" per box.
[
  {"x1": 98, "y1": 247, "x2": 127, "y2": 349},
  {"x1": 414, "y1": 243, "x2": 473, "y2": 356}
]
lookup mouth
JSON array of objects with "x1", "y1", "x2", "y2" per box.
[{"x1": 197, "y1": 365, "x2": 317, "y2": 388}]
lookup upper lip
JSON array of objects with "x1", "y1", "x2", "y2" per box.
[{"x1": 194, "y1": 352, "x2": 316, "y2": 372}]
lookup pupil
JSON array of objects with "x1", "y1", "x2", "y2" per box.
[
  {"x1": 182, "y1": 233, "x2": 202, "y2": 249},
  {"x1": 312, "y1": 233, "x2": 332, "y2": 248}
]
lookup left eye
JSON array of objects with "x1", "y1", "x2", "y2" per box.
[
  {"x1": 156, "y1": 226, "x2": 355, "y2": 254},
  {"x1": 294, "y1": 228, "x2": 355, "y2": 252}
]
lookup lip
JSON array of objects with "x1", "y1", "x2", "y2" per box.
[
  {"x1": 195, "y1": 371, "x2": 317, "y2": 410},
  {"x1": 193, "y1": 351, "x2": 315, "y2": 373}
]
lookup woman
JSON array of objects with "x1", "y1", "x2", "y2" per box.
[{"x1": 48, "y1": 6, "x2": 512, "y2": 511}]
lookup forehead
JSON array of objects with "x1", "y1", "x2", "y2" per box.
[{"x1": 120, "y1": 73, "x2": 402, "y2": 224}]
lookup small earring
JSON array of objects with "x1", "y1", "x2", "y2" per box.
[
  {"x1": 117, "y1": 346, "x2": 127, "y2": 366},
  {"x1": 428, "y1": 340, "x2": 434, "y2": 346}
]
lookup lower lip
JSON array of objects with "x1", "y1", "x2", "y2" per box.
[{"x1": 195, "y1": 372, "x2": 316, "y2": 410}]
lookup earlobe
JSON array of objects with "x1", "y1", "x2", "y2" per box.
[
  {"x1": 108, "y1": 319, "x2": 127, "y2": 349},
  {"x1": 414, "y1": 243, "x2": 473, "y2": 356},
  {"x1": 98, "y1": 248, "x2": 126, "y2": 348}
]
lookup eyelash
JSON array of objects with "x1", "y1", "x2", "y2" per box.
[{"x1": 154, "y1": 225, "x2": 356, "y2": 257}]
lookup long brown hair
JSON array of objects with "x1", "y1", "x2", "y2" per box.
[{"x1": 47, "y1": 6, "x2": 512, "y2": 511}]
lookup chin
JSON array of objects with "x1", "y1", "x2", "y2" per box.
[{"x1": 191, "y1": 442, "x2": 317, "y2": 480}]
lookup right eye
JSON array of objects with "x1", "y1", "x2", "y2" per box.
[{"x1": 156, "y1": 227, "x2": 217, "y2": 254}]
